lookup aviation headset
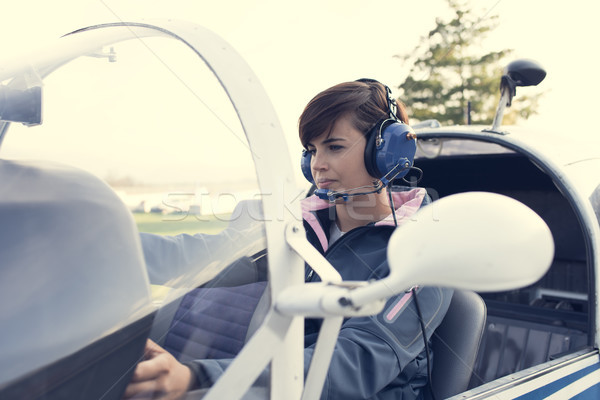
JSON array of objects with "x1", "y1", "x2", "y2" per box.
[{"x1": 300, "y1": 78, "x2": 417, "y2": 188}]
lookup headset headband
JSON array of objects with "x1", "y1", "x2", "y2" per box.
[{"x1": 355, "y1": 78, "x2": 400, "y2": 122}]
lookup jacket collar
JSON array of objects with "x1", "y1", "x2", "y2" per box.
[{"x1": 301, "y1": 187, "x2": 427, "y2": 252}]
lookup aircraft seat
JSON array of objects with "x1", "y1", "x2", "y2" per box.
[{"x1": 425, "y1": 289, "x2": 487, "y2": 399}]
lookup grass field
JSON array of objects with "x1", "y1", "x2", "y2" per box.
[{"x1": 133, "y1": 212, "x2": 231, "y2": 235}]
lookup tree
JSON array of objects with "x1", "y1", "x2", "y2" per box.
[{"x1": 396, "y1": 0, "x2": 542, "y2": 126}]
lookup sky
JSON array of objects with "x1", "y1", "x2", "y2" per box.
[{"x1": 2, "y1": 0, "x2": 599, "y2": 185}]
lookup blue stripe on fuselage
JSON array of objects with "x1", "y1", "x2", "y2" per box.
[
  {"x1": 571, "y1": 381, "x2": 600, "y2": 399},
  {"x1": 515, "y1": 363, "x2": 600, "y2": 399}
]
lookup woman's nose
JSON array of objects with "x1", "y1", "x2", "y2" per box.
[{"x1": 311, "y1": 152, "x2": 328, "y2": 171}]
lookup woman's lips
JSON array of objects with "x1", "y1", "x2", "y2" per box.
[{"x1": 317, "y1": 179, "x2": 335, "y2": 189}]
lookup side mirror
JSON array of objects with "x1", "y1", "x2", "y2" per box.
[
  {"x1": 387, "y1": 191, "x2": 553, "y2": 291},
  {"x1": 504, "y1": 59, "x2": 546, "y2": 87},
  {"x1": 348, "y1": 192, "x2": 554, "y2": 306},
  {"x1": 487, "y1": 58, "x2": 546, "y2": 132}
]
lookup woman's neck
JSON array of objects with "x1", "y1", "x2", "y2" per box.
[{"x1": 334, "y1": 191, "x2": 392, "y2": 232}]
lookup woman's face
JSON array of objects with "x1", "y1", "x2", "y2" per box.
[{"x1": 306, "y1": 115, "x2": 375, "y2": 195}]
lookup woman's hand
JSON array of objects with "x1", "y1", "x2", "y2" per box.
[{"x1": 123, "y1": 339, "x2": 193, "y2": 400}]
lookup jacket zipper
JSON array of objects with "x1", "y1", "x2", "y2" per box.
[{"x1": 305, "y1": 226, "x2": 374, "y2": 282}]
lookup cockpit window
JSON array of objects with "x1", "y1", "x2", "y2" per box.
[{"x1": 416, "y1": 138, "x2": 516, "y2": 159}]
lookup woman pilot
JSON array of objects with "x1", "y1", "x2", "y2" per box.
[{"x1": 124, "y1": 79, "x2": 453, "y2": 400}]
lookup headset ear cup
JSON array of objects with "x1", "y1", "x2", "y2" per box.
[
  {"x1": 374, "y1": 122, "x2": 417, "y2": 182},
  {"x1": 363, "y1": 127, "x2": 381, "y2": 178},
  {"x1": 301, "y1": 150, "x2": 314, "y2": 183}
]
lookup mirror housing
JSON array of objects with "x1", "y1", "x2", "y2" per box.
[
  {"x1": 504, "y1": 59, "x2": 546, "y2": 87},
  {"x1": 348, "y1": 192, "x2": 554, "y2": 307},
  {"x1": 487, "y1": 58, "x2": 546, "y2": 133}
]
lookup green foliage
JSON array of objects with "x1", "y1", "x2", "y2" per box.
[
  {"x1": 396, "y1": 0, "x2": 542, "y2": 126},
  {"x1": 133, "y1": 211, "x2": 229, "y2": 235}
]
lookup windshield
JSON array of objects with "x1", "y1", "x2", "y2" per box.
[
  {"x1": 0, "y1": 32, "x2": 267, "y2": 386},
  {"x1": 1, "y1": 34, "x2": 266, "y2": 272}
]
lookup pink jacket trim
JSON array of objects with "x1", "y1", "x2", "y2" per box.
[
  {"x1": 301, "y1": 195, "x2": 332, "y2": 252},
  {"x1": 384, "y1": 291, "x2": 413, "y2": 322},
  {"x1": 301, "y1": 188, "x2": 427, "y2": 252}
]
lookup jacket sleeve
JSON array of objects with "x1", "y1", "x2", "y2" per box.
[
  {"x1": 141, "y1": 232, "x2": 221, "y2": 284},
  {"x1": 305, "y1": 286, "x2": 453, "y2": 400},
  {"x1": 140, "y1": 199, "x2": 266, "y2": 285},
  {"x1": 184, "y1": 286, "x2": 452, "y2": 400},
  {"x1": 140, "y1": 221, "x2": 265, "y2": 286}
]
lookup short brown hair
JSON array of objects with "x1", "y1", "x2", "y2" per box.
[{"x1": 298, "y1": 80, "x2": 408, "y2": 148}]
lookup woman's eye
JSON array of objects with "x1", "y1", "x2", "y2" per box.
[
  {"x1": 329, "y1": 145, "x2": 343, "y2": 152},
  {"x1": 307, "y1": 149, "x2": 316, "y2": 155}
]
